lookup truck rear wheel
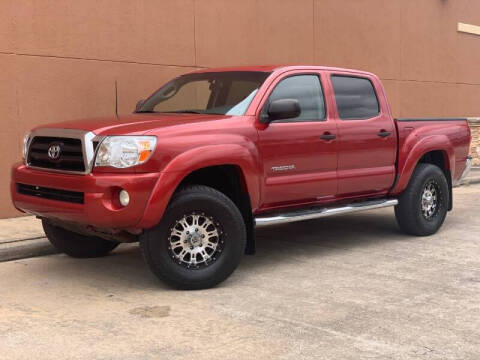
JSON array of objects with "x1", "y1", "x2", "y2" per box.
[
  {"x1": 140, "y1": 185, "x2": 246, "y2": 290},
  {"x1": 42, "y1": 220, "x2": 119, "y2": 258},
  {"x1": 395, "y1": 163, "x2": 449, "y2": 236}
]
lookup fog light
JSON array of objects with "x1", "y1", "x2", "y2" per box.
[{"x1": 119, "y1": 190, "x2": 130, "y2": 207}]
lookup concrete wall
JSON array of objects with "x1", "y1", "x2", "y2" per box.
[{"x1": 2, "y1": 0, "x2": 480, "y2": 218}]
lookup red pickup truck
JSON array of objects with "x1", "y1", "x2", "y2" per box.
[{"x1": 11, "y1": 65, "x2": 472, "y2": 289}]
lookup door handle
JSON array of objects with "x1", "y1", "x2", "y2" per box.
[
  {"x1": 377, "y1": 130, "x2": 391, "y2": 138},
  {"x1": 320, "y1": 133, "x2": 337, "y2": 141}
]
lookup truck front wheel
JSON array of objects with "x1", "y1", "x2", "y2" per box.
[
  {"x1": 42, "y1": 220, "x2": 119, "y2": 258},
  {"x1": 395, "y1": 163, "x2": 449, "y2": 236},
  {"x1": 140, "y1": 185, "x2": 246, "y2": 290}
]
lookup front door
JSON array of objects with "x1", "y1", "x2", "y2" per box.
[{"x1": 257, "y1": 72, "x2": 338, "y2": 208}]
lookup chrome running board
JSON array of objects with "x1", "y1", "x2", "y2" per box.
[{"x1": 254, "y1": 199, "x2": 398, "y2": 227}]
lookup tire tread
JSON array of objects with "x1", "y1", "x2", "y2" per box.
[
  {"x1": 42, "y1": 220, "x2": 119, "y2": 258},
  {"x1": 140, "y1": 185, "x2": 246, "y2": 290},
  {"x1": 395, "y1": 163, "x2": 449, "y2": 236}
]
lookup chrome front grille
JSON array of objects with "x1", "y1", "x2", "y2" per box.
[
  {"x1": 25, "y1": 128, "x2": 98, "y2": 174},
  {"x1": 28, "y1": 136, "x2": 85, "y2": 172}
]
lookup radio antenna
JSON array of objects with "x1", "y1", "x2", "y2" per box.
[{"x1": 115, "y1": 80, "x2": 118, "y2": 117}]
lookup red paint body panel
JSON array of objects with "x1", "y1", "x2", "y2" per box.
[
  {"x1": 11, "y1": 65, "x2": 472, "y2": 231},
  {"x1": 255, "y1": 69, "x2": 338, "y2": 208},
  {"x1": 12, "y1": 163, "x2": 158, "y2": 228},
  {"x1": 391, "y1": 120, "x2": 471, "y2": 195},
  {"x1": 38, "y1": 113, "x2": 232, "y2": 136},
  {"x1": 325, "y1": 71, "x2": 397, "y2": 196}
]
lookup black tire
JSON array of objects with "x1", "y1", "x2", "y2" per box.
[
  {"x1": 394, "y1": 163, "x2": 449, "y2": 236},
  {"x1": 140, "y1": 185, "x2": 246, "y2": 290},
  {"x1": 42, "y1": 220, "x2": 119, "y2": 258}
]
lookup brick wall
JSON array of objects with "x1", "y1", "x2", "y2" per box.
[{"x1": 469, "y1": 118, "x2": 480, "y2": 166}]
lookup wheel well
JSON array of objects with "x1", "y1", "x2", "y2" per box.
[
  {"x1": 177, "y1": 165, "x2": 255, "y2": 254},
  {"x1": 419, "y1": 150, "x2": 448, "y2": 171},
  {"x1": 418, "y1": 150, "x2": 453, "y2": 210}
]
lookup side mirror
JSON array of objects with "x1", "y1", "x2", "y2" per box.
[
  {"x1": 264, "y1": 99, "x2": 301, "y2": 122},
  {"x1": 135, "y1": 99, "x2": 145, "y2": 112}
]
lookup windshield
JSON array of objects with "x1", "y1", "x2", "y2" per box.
[{"x1": 137, "y1": 71, "x2": 271, "y2": 116}]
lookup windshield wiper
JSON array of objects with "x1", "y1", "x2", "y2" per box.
[
  {"x1": 137, "y1": 109, "x2": 208, "y2": 114},
  {"x1": 163, "y1": 110, "x2": 205, "y2": 114}
]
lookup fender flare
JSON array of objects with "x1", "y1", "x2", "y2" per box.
[
  {"x1": 137, "y1": 144, "x2": 261, "y2": 229},
  {"x1": 391, "y1": 134, "x2": 454, "y2": 195}
]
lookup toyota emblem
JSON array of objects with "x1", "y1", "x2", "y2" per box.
[{"x1": 47, "y1": 144, "x2": 62, "y2": 160}]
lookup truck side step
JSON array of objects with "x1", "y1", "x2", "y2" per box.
[{"x1": 254, "y1": 198, "x2": 398, "y2": 227}]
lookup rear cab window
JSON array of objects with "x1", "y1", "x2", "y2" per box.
[{"x1": 331, "y1": 75, "x2": 379, "y2": 120}]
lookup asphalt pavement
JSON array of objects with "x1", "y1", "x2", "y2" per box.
[{"x1": 0, "y1": 183, "x2": 479, "y2": 359}]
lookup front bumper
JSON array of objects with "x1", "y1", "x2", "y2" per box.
[
  {"x1": 11, "y1": 163, "x2": 159, "y2": 229},
  {"x1": 454, "y1": 155, "x2": 473, "y2": 186}
]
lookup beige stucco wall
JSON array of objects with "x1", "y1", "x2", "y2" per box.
[{"x1": 1, "y1": 0, "x2": 480, "y2": 218}]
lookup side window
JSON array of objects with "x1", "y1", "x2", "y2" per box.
[
  {"x1": 331, "y1": 76, "x2": 379, "y2": 120},
  {"x1": 262, "y1": 75, "x2": 326, "y2": 122}
]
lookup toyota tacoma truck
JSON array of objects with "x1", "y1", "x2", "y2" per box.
[{"x1": 11, "y1": 65, "x2": 472, "y2": 289}]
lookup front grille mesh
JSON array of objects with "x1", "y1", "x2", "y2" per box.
[
  {"x1": 17, "y1": 183, "x2": 84, "y2": 204},
  {"x1": 27, "y1": 136, "x2": 85, "y2": 172}
]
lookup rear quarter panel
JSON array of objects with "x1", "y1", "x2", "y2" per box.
[{"x1": 391, "y1": 119, "x2": 471, "y2": 195}]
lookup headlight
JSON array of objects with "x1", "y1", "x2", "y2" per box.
[
  {"x1": 23, "y1": 132, "x2": 31, "y2": 161},
  {"x1": 94, "y1": 136, "x2": 157, "y2": 168}
]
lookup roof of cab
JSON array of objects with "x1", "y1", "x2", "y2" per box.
[{"x1": 187, "y1": 65, "x2": 376, "y2": 77}]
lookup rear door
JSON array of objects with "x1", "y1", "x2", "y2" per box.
[
  {"x1": 328, "y1": 73, "x2": 397, "y2": 196},
  {"x1": 257, "y1": 71, "x2": 338, "y2": 208}
]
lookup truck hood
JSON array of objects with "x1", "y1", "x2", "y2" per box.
[{"x1": 35, "y1": 113, "x2": 233, "y2": 136}]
